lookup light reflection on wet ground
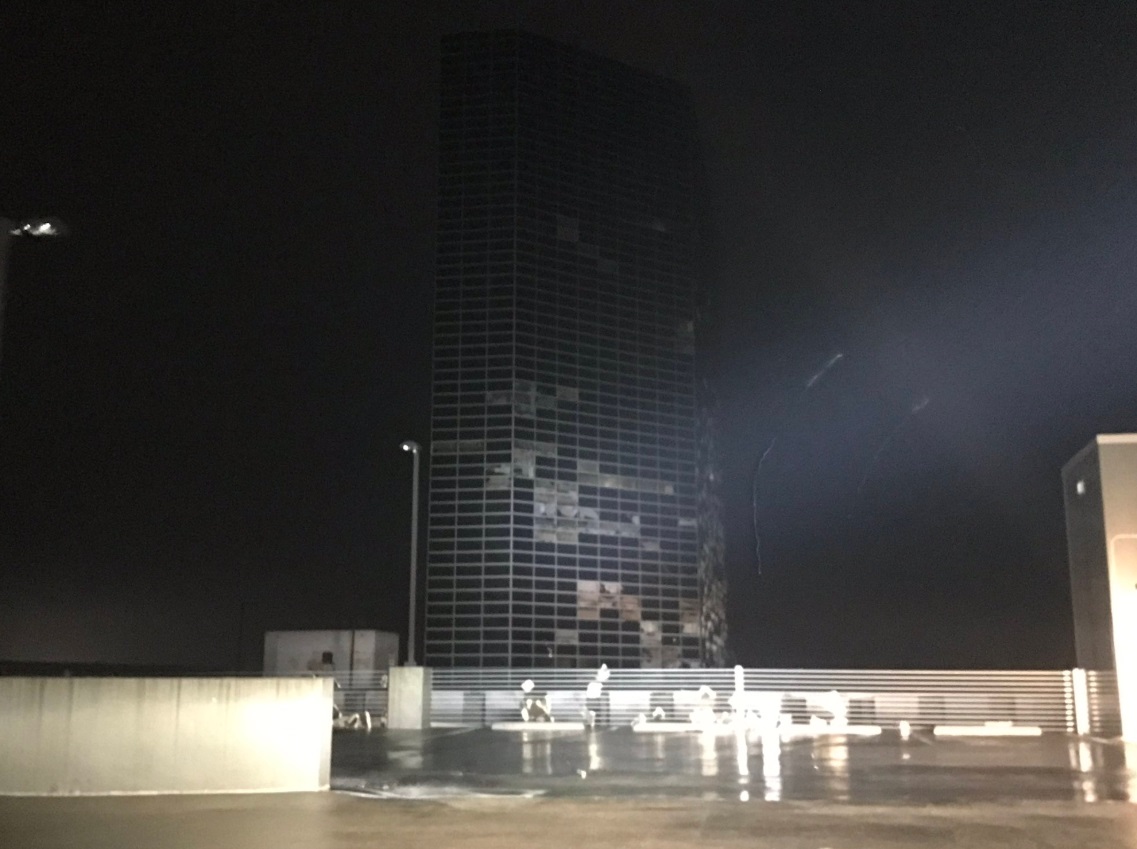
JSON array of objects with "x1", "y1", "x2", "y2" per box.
[{"x1": 332, "y1": 727, "x2": 1137, "y2": 803}]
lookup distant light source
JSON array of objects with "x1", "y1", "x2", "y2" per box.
[
  {"x1": 1076, "y1": 480, "x2": 1086, "y2": 496},
  {"x1": 1, "y1": 215, "x2": 68, "y2": 382},
  {"x1": 401, "y1": 440, "x2": 420, "y2": 453},
  {"x1": 9, "y1": 218, "x2": 68, "y2": 238}
]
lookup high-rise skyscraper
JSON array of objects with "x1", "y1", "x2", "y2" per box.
[{"x1": 424, "y1": 31, "x2": 726, "y2": 668}]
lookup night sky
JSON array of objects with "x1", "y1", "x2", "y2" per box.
[{"x1": 2, "y1": 2, "x2": 1135, "y2": 670}]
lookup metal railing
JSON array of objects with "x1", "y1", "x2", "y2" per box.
[
  {"x1": 3, "y1": 664, "x2": 1117, "y2": 734},
  {"x1": 1087, "y1": 669, "x2": 1120, "y2": 736},
  {"x1": 329, "y1": 670, "x2": 388, "y2": 719},
  {"x1": 428, "y1": 667, "x2": 1112, "y2": 732}
]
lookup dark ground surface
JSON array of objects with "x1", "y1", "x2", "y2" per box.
[
  {"x1": 4, "y1": 793, "x2": 1137, "y2": 849},
  {"x1": 5, "y1": 729, "x2": 1137, "y2": 848}
]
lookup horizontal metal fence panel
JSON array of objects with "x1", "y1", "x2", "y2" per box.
[
  {"x1": 431, "y1": 668, "x2": 1071, "y2": 682},
  {"x1": 151, "y1": 667, "x2": 1119, "y2": 734},
  {"x1": 430, "y1": 668, "x2": 1078, "y2": 731},
  {"x1": 1087, "y1": 670, "x2": 1121, "y2": 736}
]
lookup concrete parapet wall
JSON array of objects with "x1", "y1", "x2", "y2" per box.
[
  {"x1": 388, "y1": 666, "x2": 431, "y2": 729},
  {"x1": 0, "y1": 677, "x2": 332, "y2": 795}
]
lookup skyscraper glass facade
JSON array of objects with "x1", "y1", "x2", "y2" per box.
[{"x1": 425, "y1": 31, "x2": 725, "y2": 668}]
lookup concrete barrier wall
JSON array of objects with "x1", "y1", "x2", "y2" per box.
[{"x1": 0, "y1": 677, "x2": 332, "y2": 795}]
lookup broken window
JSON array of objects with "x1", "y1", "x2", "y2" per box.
[
  {"x1": 577, "y1": 580, "x2": 600, "y2": 620},
  {"x1": 599, "y1": 582, "x2": 621, "y2": 610},
  {"x1": 680, "y1": 599, "x2": 700, "y2": 635},
  {"x1": 619, "y1": 595, "x2": 642, "y2": 622},
  {"x1": 512, "y1": 448, "x2": 536, "y2": 478}
]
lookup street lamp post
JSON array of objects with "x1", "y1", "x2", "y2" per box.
[
  {"x1": 0, "y1": 217, "x2": 67, "y2": 376},
  {"x1": 400, "y1": 439, "x2": 422, "y2": 665}
]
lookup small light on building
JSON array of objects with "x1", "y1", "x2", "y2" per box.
[{"x1": 1076, "y1": 479, "x2": 1086, "y2": 496}]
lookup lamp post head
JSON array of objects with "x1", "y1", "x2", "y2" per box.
[
  {"x1": 8, "y1": 218, "x2": 68, "y2": 238},
  {"x1": 400, "y1": 440, "x2": 420, "y2": 454}
]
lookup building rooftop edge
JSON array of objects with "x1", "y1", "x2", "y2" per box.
[
  {"x1": 1096, "y1": 434, "x2": 1137, "y2": 445},
  {"x1": 1062, "y1": 440, "x2": 1100, "y2": 476},
  {"x1": 1062, "y1": 434, "x2": 1137, "y2": 476}
]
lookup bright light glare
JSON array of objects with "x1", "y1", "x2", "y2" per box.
[
  {"x1": 10, "y1": 218, "x2": 67, "y2": 237},
  {"x1": 736, "y1": 731, "x2": 750, "y2": 777}
]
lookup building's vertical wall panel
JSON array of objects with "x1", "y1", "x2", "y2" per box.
[
  {"x1": 1063, "y1": 443, "x2": 1113, "y2": 670},
  {"x1": 696, "y1": 389, "x2": 728, "y2": 666},
  {"x1": 428, "y1": 32, "x2": 523, "y2": 667},
  {"x1": 1098, "y1": 437, "x2": 1137, "y2": 739},
  {"x1": 1063, "y1": 435, "x2": 1137, "y2": 739}
]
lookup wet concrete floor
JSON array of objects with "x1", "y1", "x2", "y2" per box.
[
  {"x1": 6, "y1": 729, "x2": 1137, "y2": 847},
  {"x1": 5, "y1": 793, "x2": 1137, "y2": 849},
  {"x1": 333, "y1": 727, "x2": 1137, "y2": 804}
]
